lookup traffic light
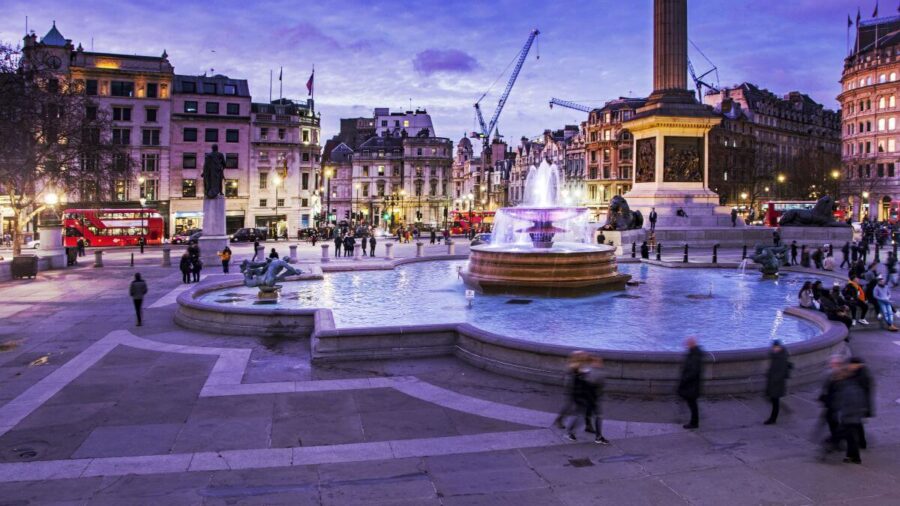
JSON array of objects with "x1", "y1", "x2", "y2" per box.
[{"x1": 416, "y1": 211, "x2": 422, "y2": 220}]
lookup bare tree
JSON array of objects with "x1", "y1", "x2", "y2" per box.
[{"x1": 0, "y1": 42, "x2": 127, "y2": 255}]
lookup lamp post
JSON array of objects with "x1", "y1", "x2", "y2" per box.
[
  {"x1": 353, "y1": 183, "x2": 360, "y2": 224},
  {"x1": 862, "y1": 191, "x2": 870, "y2": 221},
  {"x1": 324, "y1": 167, "x2": 334, "y2": 228},
  {"x1": 776, "y1": 174, "x2": 786, "y2": 200},
  {"x1": 139, "y1": 197, "x2": 146, "y2": 253},
  {"x1": 272, "y1": 174, "x2": 282, "y2": 241},
  {"x1": 466, "y1": 192, "x2": 474, "y2": 235}
]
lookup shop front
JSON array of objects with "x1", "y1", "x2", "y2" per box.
[{"x1": 255, "y1": 215, "x2": 287, "y2": 239}]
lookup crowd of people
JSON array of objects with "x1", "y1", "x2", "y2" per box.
[{"x1": 799, "y1": 268, "x2": 899, "y2": 331}]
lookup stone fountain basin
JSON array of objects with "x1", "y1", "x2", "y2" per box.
[{"x1": 500, "y1": 206, "x2": 588, "y2": 223}]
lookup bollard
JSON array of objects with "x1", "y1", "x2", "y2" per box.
[
  {"x1": 320, "y1": 244, "x2": 330, "y2": 263},
  {"x1": 656, "y1": 243, "x2": 662, "y2": 261},
  {"x1": 416, "y1": 241, "x2": 424, "y2": 258},
  {"x1": 631, "y1": 242, "x2": 636, "y2": 258},
  {"x1": 385, "y1": 242, "x2": 394, "y2": 259},
  {"x1": 683, "y1": 244, "x2": 689, "y2": 263},
  {"x1": 447, "y1": 240, "x2": 455, "y2": 255},
  {"x1": 161, "y1": 247, "x2": 171, "y2": 267},
  {"x1": 130, "y1": 252, "x2": 134, "y2": 267},
  {"x1": 93, "y1": 249, "x2": 103, "y2": 268},
  {"x1": 712, "y1": 244, "x2": 719, "y2": 264},
  {"x1": 742, "y1": 244, "x2": 747, "y2": 260},
  {"x1": 289, "y1": 244, "x2": 298, "y2": 263},
  {"x1": 353, "y1": 244, "x2": 362, "y2": 261}
]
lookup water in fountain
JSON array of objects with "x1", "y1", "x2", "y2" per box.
[
  {"x1": 738, "y1": 258, "x2": 749, "y2": 274},
  {"x1": 490, "y1": 160, "x2": 593, "y2": 249}
]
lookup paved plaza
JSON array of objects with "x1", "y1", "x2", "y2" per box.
[{"x1": 0, "y1": 241, "x2": 899, "y2": 505}]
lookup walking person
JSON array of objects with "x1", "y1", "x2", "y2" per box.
[
  {"x1": 835, "y1": 364, "x2": 867, "y2": 464},
  {"x1": 129, "y1": 273, "x2": 148, "y2": 326},
  {"x1": 677, "y1": 337, "x2": 704, "y2": 429},
  {"x1": 369, "y1": 234, "x2": 377, "y2": 257},
  {"x1": 77, "y1": 237, "x2": 86, "y2": 257},
  {"x1": 191, "y1": 255, "x2": 203, "y2": 283},
  {"x1": 430, "y1": 229, "x2": 436, "y2": 244},
  {"x1": 764, "y1": 340, "x2": 791, "y2": 425},
  {"x1": 790, "y1": 241, "x2": 798, "y2": 266},
  {"x1": 251, "y1": 239, "x2": 261, "y2": 262},
  {"x1": 553, "y1": 351, "x2": 586, "y2": 430},
  {"x1": 179, "y1": 253, "x2": 192, "y2": 284},
  {"x1": 218, "y1": 246, "x2": 232, "y2": 273},
  {"x1": 800, "y1": 245, "x2": 810, "y2": 268},
  {"x1": 731, "y1": 208, "x2": 738, "y2": 227},
  {"x1": 648, "y1": 207, "x2": 658, "y2": 232},
  {"x1": 847, "y1": 357, "x2": 874, "y2": 451}
]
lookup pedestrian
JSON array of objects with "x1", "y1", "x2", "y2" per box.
[
  {"x1": 851, "y1": 241, "x2": 859, "y2": 264},
  {"x1": 649, "y1": 207, "x2": 658, "y2": 232},
  {"x1": 129, "y1": 273, "x2": 148, "y2": 327},
  {"x1": 873, "y1": 276, "x2": 898, "y2": 331},
  {"x1": 677, "y1": 337, "x2": 703, "y2": 429},
  {"x1": 334, "y1": 234, "x2": 342, "y2": 258},
  {"x1": 823, "y1": 252, "x2": 835, "y2": 271},
  {"x1": 812, "y1": 247, "x2": 823, "y2": 269},
  {"x1": 563, "y1": 354, "x2": 609, "y2": 444},
  {"x1": 268, "y1": 247, "x2": 279, "y2": 260},
  {"x1": 731, "y1": 208, "x2": 738, "y2": 227},
  {"x1": 764, "y1": 339, "x2": 791, "y2": 425},
  {"x1": 77, "y1": 237, "x2": 86, "y2": 257},
  {"x1": 790, "y1": 241, "x2": 798, "y2": 265},
  {"x1": 798, "y1": 281, "x2": 816, "y2": 309},
  {"x1": 252, "y1": 239, "x2": 260, "y2": 262},
  {"x1": 800, "y1": 245, "x2": 810, "y2": 268},
  {"x1": 218, "y1": 246, "x2": 232, "y2": 273},
  {"x1": 835, "y1": 363, "x2": 867, "y2": 464},
  {"x1": 773, "y1": 228, "x2": 781, "y2": 246},
  {"x1": 191, "y1": 255, "x2": 203, "y2": 282},
  {"x1": 179, "y1": 253, "x2": 192, "y2": 284},
  {"x1": 818, "y1": 355, "x2": 844, "y2": 456},
  {"x1": 676, "y1": 207, "x2": 688, "y2": 218},
  {"x1": 841, "y1": 241, "x2": 851, "y2": 269},
  {"x1": 430, "y1": 229, "x2": 437, "y2": 244},
  {"x1": 553, "y1": 351, "x2": 586, "y2": 429},
  {"x1": 597, "y1": 231, "x2": 606, "y2": 245},
  {"x1": 847, "y1": 357, "x2": 874, "y2": 451},
  {"x1": 640, "y1": 241, "x2": 650, "y2": 259},
  {"x1": 369, "y1": 235, "x2": 377, "y2": 257},
  {"x1": 361, "y1": 235, "x2": 368, "y2": 256},
  {"x1": 311, "y1": 231, "x2": 318, "y2": 247}
]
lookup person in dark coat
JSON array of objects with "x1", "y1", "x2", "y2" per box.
[
  {"x1": 369, "y1": 235, "x2": 377, "y2": 257},
  {"x1": 129, "y1": 273, "x2": 148, "y2": 326},
  {"x1": 677, "y1": 337, "x2": 704, "y2": 429},
  {"x1": 847, "y1": 357, "x2": 874, "y2": 450},
  {"x1": 764, "y1": 340, "x2": 791, "y2": 424},
  {"x1": 835, "y1": 366, "x2": 868, "y2": 464},
  {"x1": 179, "y1": 253, "x2": 192, "y2": 284},
  {"x1": 268, "y1": 247, "x2": 279, "y2": 260},
  {"x1": 77, "y1": 237, "x2": 86, "y2": 256},
  {"x1": 841, "y1": 242, "x2": 851, "y2": 269},
  {"x1": 648, "y1": 207, "x2": 658, "y2": 232},
  {"x1": 430, "y1": 229, "x2": 437, "y2": 244},
  {"x1": 554, "y1": 351, "x2": 586, "y2": 429},
  {"x1": 818, "y1": 355, "x2": 845, "y2": 454},
  {"x1": 790, "y1": 241, "x2": 798, "y2": 266},
  {"x1": 334, "y1": 234, "x2": 342, "y2": 258},
  {"x1": 361, "y1": 236, "x2": 368, "y2": 256},
  {"x1": 730, "y1": 208, "x2": 738, "y2": 227},
  {"x1": 191, "y1": 256, "x2": 202, "y2": 282},
  {"x1": 800, "y1": 245, "x2": 810, "y2": 268},
  {"x1": 640, "y1": 241, "x2": 650, "y2": 259},
  {"x1": 252, "y1": 239, "x2": 261, "y2": 262}
]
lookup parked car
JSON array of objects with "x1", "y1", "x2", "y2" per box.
[
  {"x1": 171, "y1": 229, "x2": 201, "y2": 245},
  {"x1": 470, "y1": 233, "x2": 491, "y2": 246},
  {"x1": 230, "y1": 228, "x2": 265, "y2": 243},
  {"x1": 297, "y1": 228, "x2": 318, "y2": 240},
  {"x1": 25, "y1": 239, "x2": 40, "y2": 249}
]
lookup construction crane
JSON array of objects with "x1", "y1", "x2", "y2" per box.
[
  {"x1": 548, "y1": 98, "x2": 593, "y2": 113},
  {"x1": 472, "y1": 28, "x2": 540, "y2": 141},
  {"x1": 688, "y1": 39, "x2": 720, "y2": 101}
]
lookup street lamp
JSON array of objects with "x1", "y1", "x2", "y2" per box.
[
  {"x1": 324, "y1": 167, "x2": 334, "y2": 227},
  {"x1": 139, "y1": 197, "x2": 146, "y2": 253},
  {"x1": 272, "y1": 174, "x2": 282, "y2": 241},
  {"x1": 353, "y1": 182, "x2": 360, "y2": 223}
]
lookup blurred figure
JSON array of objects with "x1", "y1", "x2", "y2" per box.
[
  {"x1": 678, "y1": 337, "x2": 703, "y2": 429},
  {"x1": 847, "y1": 357, "x2": 874, "y2": 451},
  {"x1": 562, "y1": 353, "x2": 609, "y2": 444},
  {"x1": 553, "y1": 351, "x2": 587, "y2": 429},
  {"x1": 764, "y1": 340, "x2": 791, "y2": 425}
]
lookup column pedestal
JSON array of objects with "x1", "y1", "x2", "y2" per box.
[{"x1": 199, "y1": 195, "x2": 228, "y2": 266}]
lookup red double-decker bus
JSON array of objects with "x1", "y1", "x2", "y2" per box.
[
  {"x1": 763, "y1": 201, "x2": 846, "y2": 227},
  {"x1": 63, "y1": 208, "x2": 164, "y2": 247},
  {"x1": 449, "y1": 210, "x2": 495, "y2": 235}
]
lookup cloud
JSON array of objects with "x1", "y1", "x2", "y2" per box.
[{"x1": 412, "y1": 49, "x2": 479, "y2": 76}]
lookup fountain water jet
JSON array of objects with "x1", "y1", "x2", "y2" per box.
[{"x1": 461, "y1": 160, "x2": 629, "y2": 293}]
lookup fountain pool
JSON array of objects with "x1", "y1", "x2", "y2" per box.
[{"x1": 196, "y1": 260, "x2": 818, "y2": 352}]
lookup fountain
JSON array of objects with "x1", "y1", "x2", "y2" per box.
[{"x1": 461, "y1": 160, "x2": 630, "y2": 293}]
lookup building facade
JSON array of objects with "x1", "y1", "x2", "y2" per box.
[
  {"x1": 838, "y1": 16, "x2": 900, "y2": 220},
  {"x1": 583, "y1": 98, "x2": 644, "y2": 219}
]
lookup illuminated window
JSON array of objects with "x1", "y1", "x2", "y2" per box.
[
  {"x1": 891, "y1": 117, "x2": 897, "y2": 130},
  {"x1": 182, "y1": 179, "x2": 196, "y2": 197}
]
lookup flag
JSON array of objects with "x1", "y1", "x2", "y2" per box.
[
  {"x1": 873, "y1": 1, "x2": 878, "y2": 17},
  {"x1": 848, "y1": 14, "x2": 853, "y2": 28},
  {"x1": 278, "y1": 67, "x2": 282, "y2": 81},
  {"x1": 306, "y1": 70, "x2": 314, "y2": 96},
  {"x1": 857, "y1": 8, "x2": 862, "y2": 25}
]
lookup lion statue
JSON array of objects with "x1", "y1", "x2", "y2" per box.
[
  {"x1": 602, "y1": 195, "x2": 644, "y2": 231},
  {"x1": 778, "y1": 196, "x2": 849, "y2": 227}
]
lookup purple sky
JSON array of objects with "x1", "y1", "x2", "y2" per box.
[{"x1": 3, "y1": 0, "x2": 863, "y2": 147}]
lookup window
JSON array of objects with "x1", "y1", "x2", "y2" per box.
[
  {"x1": 225, "y1": 153, "x2": 238, "y2": 168},
  {"x1": 377, "y1": 181, "x2": 385, "y2": 196},
  {"x1": 146, "y1": 83, "x2": 158, "y2": 98},
  {"x1": 890, "y1": 139, "x2": 897, "y2": 152},
  {"x1": 205, "y1": 128, "x2": 218, "y2": 142},
  {"x1": 381, "y1": 120, "x2": 387, "y2": 126},
  {"x1": 302, "y1": 129, "x2": 310, "y2": 142},
  {"x1": 891, "y1": 118, "x2": 897, "y2": 130},
  {"x1": 278, "y1": 128, "x2": 286, "y2": 140},
  {"x1": 112, "y1": 128, "x2": 131, "y2": 145},
  {"x1": 206, "y1": 102, "x2": 220, "y2": 114},
  {"x1": 183, "y1": 153, "x2": 197, "y2": 169},
  {"x1": 225, "y1": 179, "x2": 238, "y2": 197},
  {"x1": 184, "y1": 101, "x2": 198, "y2": 113},
  {"x1": 881, "y1": 74, "x2": 887, "y2": 83},
  {"x1": 302, "y1": 152, "x2": 310, "y2": 162},
  {"x1": 203, "y1": 82, "x2": 216, "y2": 94},
  {"x1": 226, "y1": 129, "x2": 239, "y2": 143},
  {"x1": 182, "y1": 179, "x2": 196, "y2": 197},
  {"x1": 182, "y1": 81, "x2": 197, "y2": 93},
  {"x1": 183, "y1": 128, "x2": 198, "y2": 142},
  {"x1": 260, "y1": 128, "x2": 269, "y2": 140},
  {"x1": 892, "y1": 72, "x2": 897, "y2": 82},
  {"x1": 114, "y1": 179, "x2": 127, "y2": 201},
  {"x1": 142, "y1": 129, "x2": 160, "y2": 146},
  {"x1": 362, "y1": 166, "x2": 370, "y2": 177},
  {"x1": 85, "y1": 79, "x2": 98, "y2": 96},
  {"x1": 226, "y1": 103, "x2": 240, "y2": 115},
  {"x1": 880, "y1": 97, "x2": 886, "y2": 109},
  {"x1": 277, "y1": 199, "x2": 285, "y2": 207},
  {"x1": 362, "y1": 184, "x2": 369, "y2": 197},
  {"x1": 110, "y1": 81, "x2": 135, "y2": 97},
  {"x1": 378, "y1": 165, "x2": 385, "y2": 175},
  {"x1": 139, "y1": 178, "x2": 158, "y2": 201},
  {"x1": 223, "y1": 84, "x2": 237, "y2": 95},
  {"x1": 301, "y1": 198, "x2": 309, "y2": 207},
  {"x1": 136, "y1": 152, "x2": 158, "y2": 173},
  {"x1": 112, "y1": 107, "x2": 131, "y2": 121},
  {"x1": 259, "y1": 172, "x2": 268, "y2": 189},
  {"x1": 145, "y1": 108, "x2": 157, "y2": 123},
  {"x1": 259, "y1": 199, "x2": 268, "y2": 207},
  {"x1": 892, "y1": 96, "x2": 897, "y2": 108},
  {"x1": 301, "y1": 173, "x2": 309, "y2": 190}
]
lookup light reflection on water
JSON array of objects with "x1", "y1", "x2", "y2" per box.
[{"x1": 199, "y1": 261, "x2": 819, "y2": 352}]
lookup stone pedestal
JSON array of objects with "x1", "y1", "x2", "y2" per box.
[
  {"x1": 447, "y1": 240, "x2": 456, "y2": 255},
  {"x1": 385, "y1": 243, "x2": 394, "y2": 259},
  {"x1": 352, "y1": 244, "x2": 361, "y2": 261},
  {"x1": 161, "y1": 247, "x2": 171, "y2": 267},
  {"x1": 93, "y1": 250, "x2": 103, "y2": 268},
  {"x1": 600, "y1": 229, "x2": 648, "y2": 255},
  {"x1": 199, "y1": 195, "x2": 228, "y2": 266},
  {"x1": 320, "y1": 244, "x2": 330, "y2": 263},
  {"x1": 416, "y1": 242, "x2": 424, "y2": 257},
  {"x1": 289, "y1": 244, "x2": 298, "y2": 263},
  {"x1": 37, "y1": 224, "x2": 66, "y2": 269}
]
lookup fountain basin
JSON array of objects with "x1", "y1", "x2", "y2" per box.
[{"x1": 461, "y1": 242, "x2": 629, "y2": 294}]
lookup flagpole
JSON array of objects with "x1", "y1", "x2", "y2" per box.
[
  {"x1": 279, "y1": 66, "x2": 283, "y2": 101},
  {"x1": 269, "y1": 69, "x2": 272, "y2": 103}
]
